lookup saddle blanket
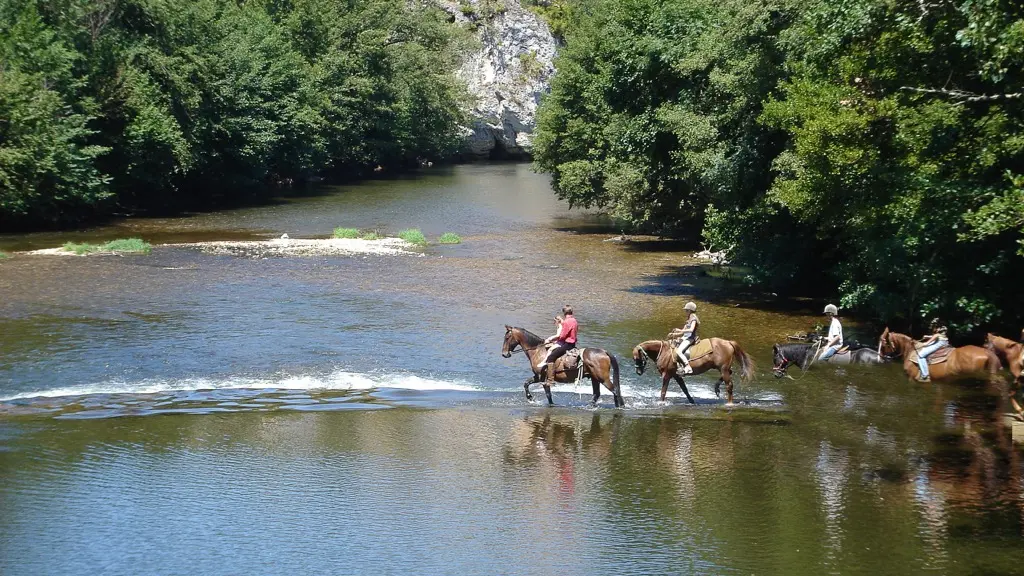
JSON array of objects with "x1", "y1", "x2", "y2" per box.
[
  {"x1": 909, "y1": 345, "x2": 953, "y2": 366},
  {"x1": 669, "y1": 338, "x2": 713, "y2": 361}
]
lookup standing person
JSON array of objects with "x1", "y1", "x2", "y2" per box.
[
  {"x1": 537, "y1": 305, "x2": 578, "y2": 384},
  {"x1": 818, "y1": 304, "x2": 843, "y2": 361},
  {"x1": 915, "y1": 319, "x2": 949, "y2": 383},
  {"x1": 670, "y1": 302, "x2": 700, "y2": 374}
]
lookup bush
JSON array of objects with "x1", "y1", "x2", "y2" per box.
[
  {"x1": 333, "y1": 228, "x2": 360, "y2": 239},
  {"x1": 438, "y1": 232, "x2": 462, "y2": 244},
  {"x1": 62, "y1": 238, "x2": 151, "y2": 255},
  {"x1": 397, "y1": 228, "x2": 427, "y2": 246}
]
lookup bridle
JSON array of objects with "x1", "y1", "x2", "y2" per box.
[
  {"x1": 878, "y1": 332, "x2": 898, "y2": 361},
  {"x1": 633, "y1": 346, "x2": 647, "y2": 374}
]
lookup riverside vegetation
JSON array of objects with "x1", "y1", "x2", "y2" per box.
[
  {"x1": 0, "y1": 0, "x2": 471, "y2": 230},
  {"x1": 534, "y1": 0, "x2": 1024, "y2": 330}
]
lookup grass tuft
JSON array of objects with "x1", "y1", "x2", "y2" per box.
[
  {"x1": 438, "y1": 232, "x2": 462, "y2": 244},
  {"x1": 63, "y1": 238, "x2": 151, "y2": 255},
  {"x1": 332, "y1": 227, "x2": 360, "y2": 239},
  {"x1": 397, "y1": 228, "x2": 427, "y2": 246},
  {"x1": 0, "y1": 251, "x2": 9, "y2": 259},
  {"x1": 360, "y1": 231, "x2": 381, "y2": 241}
]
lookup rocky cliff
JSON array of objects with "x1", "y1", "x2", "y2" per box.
[{"x1": 435, "y1": 0, "x2": 557, "y2": 158}]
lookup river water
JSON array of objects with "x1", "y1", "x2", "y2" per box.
[{"x1": 0, "y1": 164, "x2": 1021, "y2": 575}]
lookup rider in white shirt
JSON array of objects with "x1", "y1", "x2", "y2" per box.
[{"x1": 819, "y1": 304, "x2": 843, "y2": 361}]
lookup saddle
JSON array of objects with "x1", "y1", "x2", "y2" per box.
[
  {"x1": 909, "y1": 345, "x2": 953, "y2": 365},
  {"x1": 556, "y1": 348, "x2": 584, "y2": 371}
]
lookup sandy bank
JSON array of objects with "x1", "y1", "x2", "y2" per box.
[
  {"x1": 167, "y1": 237, "x2": 418, "y2": 257},
  {"x1": 22, "y1": 237, "x2": 420, "y2": 258}
]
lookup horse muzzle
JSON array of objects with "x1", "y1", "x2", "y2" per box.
[
  {"x1": 502, "y1": 351, "x2": 512, "y2": 359},
  {"x1": 772, "y1": 359, "x2": 789, "y2": 378}
]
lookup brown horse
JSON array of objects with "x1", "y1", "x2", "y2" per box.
[
  {"x1": 632, "y1": 338, "x2": 754, "y2": 405},
  {"x1": 986, "y1": 332, "x2": 1024, "y2": 416},
  {"x1": 501, "y1": 325, "x2": 623, "y2": 407},
  {"x1": 878, "y1": 328, "x2": 1000, "y2": 383}
]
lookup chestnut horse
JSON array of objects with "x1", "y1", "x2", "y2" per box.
[
  {"x1": 632, "y1": 338, "x2": 754, "y2": 405},
  {"x1": 986, "y1": 333, "x2": 1023, "y2": 416},
  {"x1": 878, "y1": 328, "x2": 1000, "y2": 383},
  {"x1": 501, "y1": 326, "x2": 623, "y2": 407}
]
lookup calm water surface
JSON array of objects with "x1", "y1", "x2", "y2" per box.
[{"x1": 1, "y1": 164, "x2": 1021, "y2": 575}]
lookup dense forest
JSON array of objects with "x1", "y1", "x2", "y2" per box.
[
  {"x1": 0, "y1": 0, "x2": 470, "y2": 230},
  {"x1": 534, "y1": 0, "x2": 1024, "y2": 330}
]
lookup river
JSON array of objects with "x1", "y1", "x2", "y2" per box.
[{"x1": 0, "y1": 163, "x2": 1021, "y2": 575}]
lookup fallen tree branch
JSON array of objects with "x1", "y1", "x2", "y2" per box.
[{"x1": 899, "y1": 86, "x2": 1024, "y2": 103}]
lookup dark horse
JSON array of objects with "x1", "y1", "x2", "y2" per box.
[
  {"x1": 632, "y1": 338, "x2": 754, "y2": 405},
  {"x1": 772, "y1": 341, "x2": 884, "y2": 377},
  {"x1": 986, "y1": 332, "x2": 1024, "y2": 417},
  {"x1": 502, "y1": 326, "x2": 623, "y2": 407}
]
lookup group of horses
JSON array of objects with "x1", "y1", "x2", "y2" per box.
[
  {"x1": 501, "y1": 324, "x2": 1024, "y2": 417},
  {"x1": 501, "y1": 325, "x2": 754, "y2": 408}
]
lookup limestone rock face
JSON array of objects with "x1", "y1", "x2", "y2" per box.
[{"x1": 435, "y1": 0, "x2": 556, "y2": 158}]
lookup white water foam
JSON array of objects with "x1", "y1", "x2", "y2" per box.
[{"x1": 0, "y1": 370, "x2": 478, "y2": 402}]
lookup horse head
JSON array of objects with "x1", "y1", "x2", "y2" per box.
[
  {"x1": 632, "y1": 345, "x2": 647, "y2": 375},
  {"x1": 502, "y1": 325, "x2": 518, "y2": 358},
  {"x1": 877, "y1": 327, "x2": 897, "y2": 359},
  {"x1": 772, "y1": 344, "x2": 789, "y2": 378}
]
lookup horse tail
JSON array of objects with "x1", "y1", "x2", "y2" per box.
[
  {"x1": 610, "y1": 352, "x2": 621, "y2": 394},
  {"x1": 732, "y1": 341, "x2": 756, "y2": 383}
]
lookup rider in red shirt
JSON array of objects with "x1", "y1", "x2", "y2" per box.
[{"x1": 537, "y1": 305, "x2": 578, "y2": 384}]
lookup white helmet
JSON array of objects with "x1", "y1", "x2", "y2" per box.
[
  {"x1": 684, "y1": 302, "x2": 697, "y2": 312},
  {"x1": 824, "y1": 304, "x2": 838, "y2": 315}
]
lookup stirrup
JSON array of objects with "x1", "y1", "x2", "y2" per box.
[{"x1": 682, "y1": 363, "x2": 693, "y2": 375}]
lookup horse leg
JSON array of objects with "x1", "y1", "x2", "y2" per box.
[
  {"x1": 1009, "y1": 374, "x2": 1024, "y2": 419},
  {"x1": 613, "y1": 373, "x2": 624, "y2": 409},
  {"x1": 524, "y1": 374, "x2": 540, "y2": 401},
  {"x1": 660, "y1": 372, "x2": 671, "y2": 402},
  {"x1": 673, "y1": 375, "x2": 695, "y2": 405},
  {"x1": 591, "y1": 376, "x2": 600, "y2": 406},
  {"x1": 543, "y1": 384, "x2": 554, "y2": 406},
  {"x1": 723, "y1": 366, "x2": 734, "y2": 405}
]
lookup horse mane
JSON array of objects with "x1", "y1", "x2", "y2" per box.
[
  {"x1": 884, "y1": 331, "x2": 917, "y2": 353},
  {"x1": 515, "y1": 327, "x2": 546, "y2": 348}
]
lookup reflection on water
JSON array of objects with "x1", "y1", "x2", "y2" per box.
[{"x1": 1, "y1": 163, "x2": 1023, "y2": 574}]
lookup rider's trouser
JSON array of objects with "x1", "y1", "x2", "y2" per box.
[
  {"x1": 542, "y1": 342, "x2": 575, "y2": 382},
  {"x1": 917, "y1": 342, "x2": 943, "y2": 379},
  {"x1": 675, "y1": 338, "x2": 693, "y2": 363},
  {"x1": 819, "y1": 345, "x2": 839, "y2": 361}
]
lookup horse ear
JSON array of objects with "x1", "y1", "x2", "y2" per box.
[{"x1": 504, "y1": 325, "x2": 512, "y2": 332}]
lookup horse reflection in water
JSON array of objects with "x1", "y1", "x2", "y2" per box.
[
  {"x1": 502, "y1": 413, "x2": 623, "y2": 500},
  {"x1": 903, "y1": 385, "x2": 1024, "y2": 566}
]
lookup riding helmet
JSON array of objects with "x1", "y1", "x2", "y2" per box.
[
  {"x1": 684, "y1": 302, "x2": 697, "y2": 312},
  {"x1": 824, "y1": 304, "x2": 838, "y2": 315}
]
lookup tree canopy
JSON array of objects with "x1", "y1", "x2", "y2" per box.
[
  {"x1": 534, "y1": 0, "x2": 1024, "y2": 330},
  {"x1": 0, "y1": 0, "x2": 470, "y2": 229}
]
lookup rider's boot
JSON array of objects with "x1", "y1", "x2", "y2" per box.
[
  {"x1": 676, "y1": 350, "x2": 692, "y2": 374},
  {"x1": 545, "y1": 360, "x2": 557, "y2": 385}
]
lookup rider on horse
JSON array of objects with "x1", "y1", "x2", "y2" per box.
[
  {"x1": 916, "y1": 318, "x2": 949, "y2": 383},
  {"x1": 670, "y1": 302, "x2": 700, "y2": 375},
  {"x1": 537, "y1": 305, "x2": 578, "y2": 385},
  {"x1": 819, "y1": 304, "x2": 843, "y2": 361}
]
